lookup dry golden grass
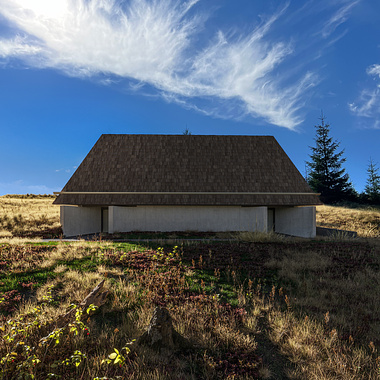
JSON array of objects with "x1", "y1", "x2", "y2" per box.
[
  {"x1": 0, "y1": 195, "x2": 61, "y2": 238},
  {"x1": 234, "y1": 230, "x2": 287, "y2": 242},
  {"x1": 265, "y1": 241, "x2": 380, "y2": 348},
  {"x1": 268, "y1": 307, "x2": 378, "y2": 380},
  {"x1": 317, "y1": 204, "x2": 380, "y2": 238}
]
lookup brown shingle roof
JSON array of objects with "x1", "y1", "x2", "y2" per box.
[{"x1": 53, "y1": 134, "x2": 322, "y2": 206}]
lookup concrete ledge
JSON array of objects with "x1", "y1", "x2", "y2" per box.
[{"x1": 316, "y1": 226, "x2": 357, "y2": 238}]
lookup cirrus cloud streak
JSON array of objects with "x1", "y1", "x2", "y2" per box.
[
  {"x1": 349, "y1": 63, "x2": 380, "y2": 128},
  {"x1": 0, "y1": 0, "x2": 318, "y2": 129}
]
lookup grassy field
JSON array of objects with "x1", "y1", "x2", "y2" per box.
[
  {"x1": 0, "y1": 196, "x2": 379, "y2": 379},
  {"x1": 0, "y1": 195, "x2": 61, "y2": 239},
  {"x1": 316, "y1": 204, "x2": 380, "y2": 238}
]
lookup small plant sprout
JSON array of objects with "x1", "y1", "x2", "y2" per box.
[
  {"x1": 61, "y1": 350, "x2": 87, "y2": 367},
  {"x1": 103, "y1": 347, "x2": 129, "y2": 367}
]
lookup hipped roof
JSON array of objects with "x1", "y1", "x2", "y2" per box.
[{"x1": 54, "y1": 134, "x2": 322, "y2": 207}]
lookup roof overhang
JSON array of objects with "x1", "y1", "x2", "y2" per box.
[
  {"x1": 54, "y1": 191, "x2": 320, "y2": 195},
  {"x1": 53, "y1": 191, "x2": 323, "y2": 207}
]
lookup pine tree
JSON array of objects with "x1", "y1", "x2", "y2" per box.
[
  {"x1": 306, "y1": 114, "x2": 355, "y2": 204},
  {"x1": 364, "y1": 158, "x2": 380, "y2": 204}
]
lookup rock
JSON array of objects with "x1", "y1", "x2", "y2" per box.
[
  {"x1": 137, "y1": 306, "x2": 191, "y2": 352},
  {"x1": 40, "y1": 280, "x2": 108, "y2": 343},
  {"x1": 56, "y1": 280, "x2": 108, "y2": 327},
  {"x1": 79, "y1": 279, "x2": 109, "y2": 311}
]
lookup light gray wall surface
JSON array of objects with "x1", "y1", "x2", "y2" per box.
[
  {"x1": 109, "y1": 205, "x2": 267, "y2": 233},
  {"x1": 60, "y1": 205, "x2": 317, "y2": 238},
  {"x1": 61, "y1": 206, "x2": 101, "y2": 237},
  {"x1": 275, "y1": 206, "x2": 316, "y2": 238}
]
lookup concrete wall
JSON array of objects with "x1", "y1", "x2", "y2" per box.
[
  {"x1": 109, "y1": 205, "x2": 267, "y2": 233},
  {"x1": 61, "y1": 206, "x2": 101, "y2": 237},
  {"x1": 275, "y1": 206, "x2": 316, "y2": 238},
  {"x1": 60, "y1": 205, "x2": 317, "y2": 238}
]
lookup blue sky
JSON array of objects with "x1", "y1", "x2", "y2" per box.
[{"x1": 0, "y1": 0, "x2": 379, "y2": 195}]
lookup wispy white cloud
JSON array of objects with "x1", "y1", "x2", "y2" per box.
[
  {"x1": 0, "y1": 0, "x2": 201, "y2": 77},
  {"x1": 367, "y1": 64, "x2": 380, "y2": 79},
  {"x1": 319, "y1": 0, "x2": 360, "y2": 39},
  {"x1": 55, "y1": 169, "x2": 71, "y2": 173},
  {"x1": 349, "y1": 89, "x2": 380, "y2": 117},
  {"x1": 0, "y1": 35, "x2": 42, "y2": 58},
  {"x1": 0, "y1": 0, "x2": 344, "y2": 129},
  {"x1": 349, "y1": 64, "x2": 380, "y2": 128}
]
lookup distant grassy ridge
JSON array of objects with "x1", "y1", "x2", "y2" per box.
[
  {"x1": 0, "y1": 195, "x2": 61, "y2": 238},
  {"x1": 316, "y1": 204, "x2": 380, "y2": 238},
  {"x1": 0, "y1": 194, "x2": 56, "y2": 199}
]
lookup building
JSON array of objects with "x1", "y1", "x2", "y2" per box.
[{"x1": 54, "y1": 134, "x2": 322, "y2": 237}]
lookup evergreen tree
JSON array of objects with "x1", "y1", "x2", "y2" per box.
[
  {"x1": 364, "y1": 158, "x2": 380, "y2": 204},
  {"x1": 307, "y1": 114, "x2": 355, "y2": 204}
]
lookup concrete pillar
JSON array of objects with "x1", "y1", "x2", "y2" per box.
[
  {"x1": 60, "y1": 205, "x2": 101, "y2": 237},
  {"x1": 108, "y1": 206, "x2": 114, "y2": 234},
  {"x1": 275, "y1": 206, "x2": 316, "y2": 238}
]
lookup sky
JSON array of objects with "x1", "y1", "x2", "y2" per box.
[{"x1": 0, "y1": 0, "x2": 379, "y2": 195}]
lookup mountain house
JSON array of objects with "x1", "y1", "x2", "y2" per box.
[{"x1": 54, "y1": 134, "x2": 322, "y2": 237}]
